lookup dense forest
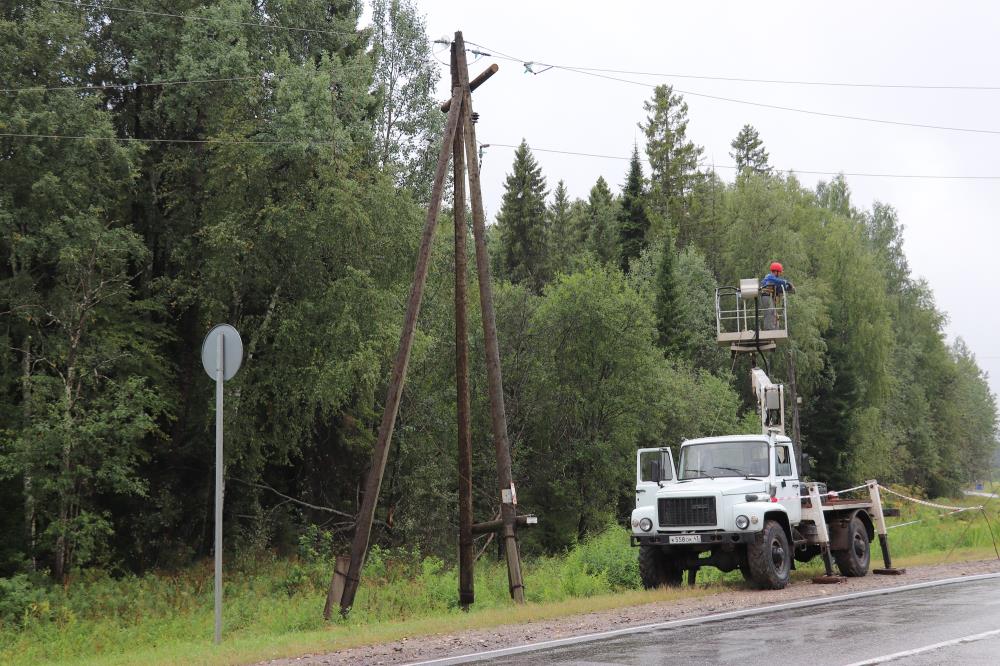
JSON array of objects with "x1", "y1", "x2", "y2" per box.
[{"x1": 1, "y1": 0, "x2": 996, "y2": 584}]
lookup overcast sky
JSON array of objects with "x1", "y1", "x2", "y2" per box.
[{"x1": 415, "y1": 0, "x2": 1000, "y2": 397}]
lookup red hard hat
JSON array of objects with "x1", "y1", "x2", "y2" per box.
[{"x1": 770, "y1": 262, "x2": 783, "y2": 273}]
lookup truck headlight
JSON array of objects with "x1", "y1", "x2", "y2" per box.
[
  {"x1": 639, "y1": 517, "x2": 653, "y2": 532},
  {"x1": 735, "y1": 515, "x2": 750, "y2": 530}
]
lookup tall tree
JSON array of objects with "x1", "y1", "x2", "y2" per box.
[
  {"x1": 547, "y1": 180, "x2": 575, "y2": 275},
  {"x1": 863, "y1": 201, "x2": 909, "y2": 296},
  {"x1": 730, "y1": 124, "x2": 770, "y2": 176},
  {"x1": 641, "y1": 85, "x2": 703, "y2": 244},
  {"x1": 0, "y1": 0, "x2": 166, "y2": 579},
  {"x1": 654, "y1": 233, "x2": 683, "y2": 353},
  {"x1": 816, "y1": 174, "x2": 853, "y2": 217},
  {"x1": 370, "y1": 0, "x2": 443, "y2": 203},
  {"x1": 586, "y1": 177, "x2": 619, "y2": 265},
  {"x1": 618, "y1": 146, "x2": 651, "y2": 272},
  {"x1": 496, "y1": 140, "x2": 549, "y2": 292}
]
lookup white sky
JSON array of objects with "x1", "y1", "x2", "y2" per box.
[{"x1": 416, "y1": 0, "x2": 1000, "y2": 397}]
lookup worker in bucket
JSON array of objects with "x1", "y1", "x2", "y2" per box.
[{"x1": 760, "y1": 262, "x2": 794, "y2": 329}]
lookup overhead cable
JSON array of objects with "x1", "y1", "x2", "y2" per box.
[
  {"x1": 0, "y1": 132, "x2": 338, "y2": 147},
  {"x1": 0, "y1": 63, "x2": 373, "y2": 94},
  {"x1": 482, "y1": 142, "x2": 1000, "y2": 180},
  {"x1": 49, "y1": 0, "x2": 359, "y2": 38},
  {"x1": 468, "y1": 45, "x2": 1000, "y2": 91},
  {"x1": 467, "y1": 42, "x2": 1000, "y2": 136}
]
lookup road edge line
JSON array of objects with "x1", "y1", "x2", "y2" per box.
[{"x1": 406, "y1": 572, "x2": 1000, "y2": 665}]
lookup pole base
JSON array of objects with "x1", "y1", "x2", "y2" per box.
[
  {"x1": 811, "y1": 574, "x2": 847, "y2": 584},
  {"x1": 873, "y1": 567, "x2": 906, "y2": 575}
]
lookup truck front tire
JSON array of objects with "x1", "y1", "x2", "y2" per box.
[
  {"x1": 834, "y1": 516, "x2": 871, "y2": 577},
  {"x1": 638, "y1": 545, "x2": 683, "y2": 588},
  {"x1": 746, "y1": 520, "x2": 791, "y2": 589}
]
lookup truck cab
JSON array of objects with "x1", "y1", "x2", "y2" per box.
[
  {"x1": 630, "y1": 433, "x2": 805, "y2": 588},
  {"x1": 631, "y1": 434, "x2": 800, "y2": 545}
]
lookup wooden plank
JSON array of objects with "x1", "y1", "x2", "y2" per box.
[{"x1": 441, "y1": 64, "x2": 498, "y2": 112}]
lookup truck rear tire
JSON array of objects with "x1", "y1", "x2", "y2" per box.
[
  {"x1": 638, "y1": 545, "x2": 683, "y2": 588},
  {"x1": 746, "y1": 520, "x2": 791, "y2": 589},
  {"x1": 834, "y1": 516, "x2": 871, "y2": 577}
]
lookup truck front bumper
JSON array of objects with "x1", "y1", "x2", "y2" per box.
[{"x1": 631, "y1": 531, "x2": 758, "y2": 547}]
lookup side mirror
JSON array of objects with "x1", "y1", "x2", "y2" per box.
[
  {"x1": 650, "y1": 459, "x2": 661, "y2": 483},
  {"x1": 800, "y1": 454, "x2": 813, "y2": 476}
]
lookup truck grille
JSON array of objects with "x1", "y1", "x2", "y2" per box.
[{"x1": 658, "y1": 497, "x2": 717, "y2": 527}]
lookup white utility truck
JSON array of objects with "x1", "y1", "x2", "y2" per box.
[{"x1": 630, "y1": 279, "x2": 902, "y2": 589}]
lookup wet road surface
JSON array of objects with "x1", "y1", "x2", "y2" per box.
[{"x1": 474, "y1": 576, "x2": 1000, "y2": 665}]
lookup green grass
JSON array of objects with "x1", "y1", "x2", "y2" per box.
[{"x1": 2, "y1": 496, "x2": 999, "y2": 666}]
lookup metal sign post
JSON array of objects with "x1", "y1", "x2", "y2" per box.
[{"x1": 200, "y1": 324, "x2": 243, "y2": 644}]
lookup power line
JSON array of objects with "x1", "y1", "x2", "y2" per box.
[
  {"x1": 0, "y1": 132, "x2": 338, "y2": 147},
  {"x1": 0, "y1": 62, "x2": 373, "y2": 94},
  {"x1": 467, "y1": 45, "x2": 1000, "y2": 92},
  {"x1": 4, "y1": 132, "x2": 998, "y2": 180},
  {"x1": 467, "y1": 41, "x2": 1000, "y2": 136},
  {"x1": 482, "y1": 142, "x2": 1000, "y2": 181},
  {"x1": 1, "y1": 76, "x2": 257, "y2": 95},
  {"x1": 49, "y1": 0, "x2": 360, "y2": 38}
]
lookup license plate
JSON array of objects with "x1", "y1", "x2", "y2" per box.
[{"x1": 668, "y1": 534, "x2": 702, "y2": 544}]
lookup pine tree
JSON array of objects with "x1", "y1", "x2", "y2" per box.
[
  {"x1": 586, "y1": 177, "x2": 619, "y2": 265},
  {"x1": 641, "y1": 85, "x2": 703, "y2": 239},
  {"x1": 618, "y1": 145, "x2": 650, "y2": 272},
  {"x1": 547, "y1": 180, "x2": 574, "y2": 275},
  {"x1": 497, "y1": 140, "x2": 550, "y2": 292},
  {"x1": 730, "y1": 124, "x2": 770, "y2": 177},
  {"x1": 654, "y1": 233, "x2": 683, "y2": 352}
]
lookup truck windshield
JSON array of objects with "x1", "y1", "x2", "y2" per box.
[{"x1": 679, "y1": 440, "x2": 769, "y2": 479}]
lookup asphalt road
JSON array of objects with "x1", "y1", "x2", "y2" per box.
[{"x1": 438, "y1": 576, "x2": 1000, "y2": 665}]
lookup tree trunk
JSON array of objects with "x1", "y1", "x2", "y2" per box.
[{"x1": 22, "y1": 337, "x2": 36, "y2": 571}]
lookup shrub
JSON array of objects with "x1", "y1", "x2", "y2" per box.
[
  {"x1": 0, "y1": 575, "x2": 50, "y2": 628},
  {"x1": 568, "y1": 525, "x2": 641, "y2": 590}
]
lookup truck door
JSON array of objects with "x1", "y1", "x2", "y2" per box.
[
  {"x1": 636, "y1": 448, "x2": 675, "y2": 509},
  {"x1": 774, "y1": 442, "x2": 802, "y2": 524}
]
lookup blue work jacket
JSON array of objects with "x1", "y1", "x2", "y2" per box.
[{"x1": 760, "y1": 274, "x2": 793, "y2": 294}]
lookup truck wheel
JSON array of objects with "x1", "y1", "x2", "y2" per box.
[
  {"x1": 834, "y1": 516, "x2": 871, "y2": 577},
  {"x1": 738, "y1": 548, "x2": 753, "y2": 584},
  {"x1": 638, "y1": 545, "x2": 683, "y2": 588},
  {"x1": 746, "y1": 520, "x2": 791, "y2": 589}
]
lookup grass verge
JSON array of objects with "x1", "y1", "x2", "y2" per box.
[{"x1": 2, "y1": 494, "x2": 998, "y2": 666}]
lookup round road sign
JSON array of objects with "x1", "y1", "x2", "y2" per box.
[{"x1": 201, "y1": 324, "x2": 243, "y2": 381}]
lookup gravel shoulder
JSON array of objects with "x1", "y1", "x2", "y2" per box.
[{"x1": 260, "y1": 558, "x2": 1000, "y2": 666}]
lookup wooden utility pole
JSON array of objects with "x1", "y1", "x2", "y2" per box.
[
  {"x1": 454, "y1": 32, "x2": 525, "y2": 603},
  {"x1": 452, "y1": 40, "x2": 475, "y2": 610},
  {"x1": 326, "y1": 33, "x2": 526, "y2": 618}
]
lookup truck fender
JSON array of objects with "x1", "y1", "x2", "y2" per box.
[
  {"x1": 733, "y1": 503, "x2": 791, "y2": 541},
  {"x1": 763, "y1": 509, "x2": 793, "y2": 545},
  {"x1": 629, "y1": 505, "x2": 657, "y2": 536}
]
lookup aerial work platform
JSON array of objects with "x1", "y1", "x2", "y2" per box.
[{"x1": 716, "y1": 278, "x2": 788, "y2": 352}]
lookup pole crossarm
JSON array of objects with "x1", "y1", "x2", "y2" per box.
[{"x1": 441, "y1": 63, "x2": 498, "y2": 112}]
